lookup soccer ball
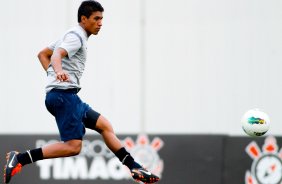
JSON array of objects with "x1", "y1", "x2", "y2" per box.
[{"x1": 241, "y1": 109, "x2": 270, "y2": 137}]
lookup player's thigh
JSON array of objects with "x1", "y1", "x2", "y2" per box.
[{"x1": 83, "y1": 108, "x2": 101, "y2": 130}]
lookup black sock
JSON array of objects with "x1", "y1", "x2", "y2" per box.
[
  {"x1": 114, "y1": 147, "x2": 142, "y2": 170},
  {"x1": 17, "y1": 148, "x2": 43, "y2": 166}
]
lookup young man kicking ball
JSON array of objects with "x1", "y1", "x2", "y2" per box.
[{"x1": 4, "y1": 1, "x2": 159, "y2": 183}]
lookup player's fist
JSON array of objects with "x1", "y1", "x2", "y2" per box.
[{"x1": 56, "y1": 70, "x2": 70, "y2": 82}]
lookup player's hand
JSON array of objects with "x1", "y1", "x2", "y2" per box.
[{"x1": 56, "y1": 70, "x2": 70, "y2": 82}]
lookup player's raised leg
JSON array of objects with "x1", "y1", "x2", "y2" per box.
[
  {"x1": 3, "y1": 139, "x2": 82, "y2": 183},
  {"x1": 4, "y1": 151, "x2": 22, "y2": 183}
]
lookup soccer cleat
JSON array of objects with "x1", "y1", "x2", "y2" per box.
[
  {"x1": 3, "y1": 151, "x2": 22, "y2": 183},
  {"x1": 131, "y1": 167, "x2": 160, "y2": 183}
]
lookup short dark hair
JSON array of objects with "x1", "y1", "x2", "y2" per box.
[{"x1": 78, "y1": 0, "x2": 104, "y2": 22}]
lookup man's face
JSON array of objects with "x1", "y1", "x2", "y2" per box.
[{"x1": 82, "y1": 11, "x2": 103, "y2": 36}]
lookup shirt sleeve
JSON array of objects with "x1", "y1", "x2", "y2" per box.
[
  {"x1": 47, "y1": 41, "x2": 58, "y2": 51},
  {"x1": 58, "y1": 32, "x2": 82, "y2": 58}
]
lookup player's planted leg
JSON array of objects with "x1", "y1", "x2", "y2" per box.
[{"x1": 93, "y1": 115, "x2": 160, "y2": 183}]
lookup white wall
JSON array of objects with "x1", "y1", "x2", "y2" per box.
[{"x1": 0, "y1": 0, "x2": 282, "y2": 135}]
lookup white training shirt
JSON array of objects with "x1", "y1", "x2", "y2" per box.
[{"x1": 45, "y1": 25, "x2": 88, "y2": 93}]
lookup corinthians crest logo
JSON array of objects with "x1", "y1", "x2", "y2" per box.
[
  {"x1": 123, "y1": 134, "x2": 164, "y2": 178},
  {"x1": 245, "y1": 136, "x2": 282, "y2": 184}
]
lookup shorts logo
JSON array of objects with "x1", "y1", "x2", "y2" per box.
[
  {"x1": 123, "y1": 134, "x2": 164, "y2": 178},
  {"x1": 245, "y1": 136, "x2": 282, "y2": 184}
]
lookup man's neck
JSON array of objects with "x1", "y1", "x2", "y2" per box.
[{"x1": 79, "y1": 23, "x2": 90, "y2": 37}]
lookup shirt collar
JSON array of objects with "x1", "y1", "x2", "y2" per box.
[{"x1": 77, "y1": 24, "x2": 88, "y2": 39}]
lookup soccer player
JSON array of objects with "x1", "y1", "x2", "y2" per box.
[{"x1": 3, "y1": 1, "x2": 159, "y2": 183}]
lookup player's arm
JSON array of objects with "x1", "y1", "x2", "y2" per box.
[
  {"x1": 37, "y1": 47, "x2": 53, "y2": 71},
  {"x1": 51, "y1": 48, "x2": 70, "y2": 82}
]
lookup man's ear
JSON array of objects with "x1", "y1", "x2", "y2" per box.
[{"x1": 81, "y1": 15, "x2": 87, "y2": 22}]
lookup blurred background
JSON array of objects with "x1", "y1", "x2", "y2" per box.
[{"x1": 0, "y1": 0, "x2": 282, "y2": 184}]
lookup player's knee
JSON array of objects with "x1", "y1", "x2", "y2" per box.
[
  {"x1": 70, "y1": 145, "x2": 82, "y2": 156},
  {"x1": 95, "y1": 116, "x2": 114, "y2": 134},
  {"x1": 66, "y1": 140, "x2": 82, "y2": 156}
]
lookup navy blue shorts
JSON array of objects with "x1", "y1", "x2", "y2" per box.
[{"x1": 45, "y1": 88, "x2": 100, "y2": 142}]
